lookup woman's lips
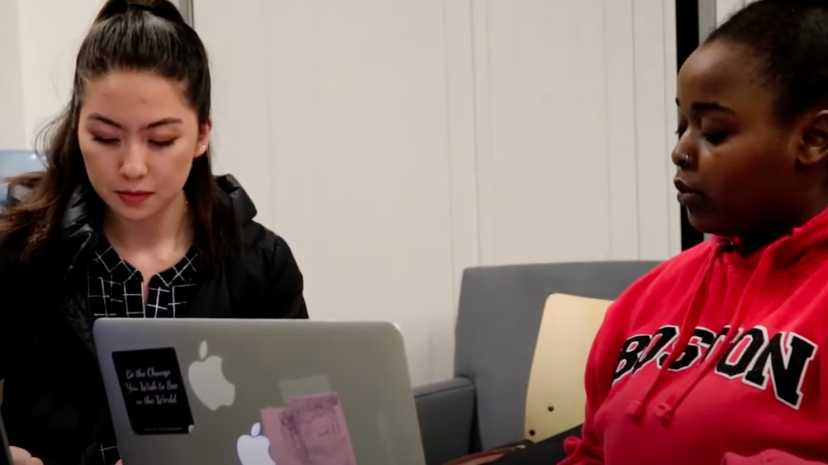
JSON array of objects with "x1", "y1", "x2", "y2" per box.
[
  {"x1": 115, "y1": 191, "x2": 152, "y2": 206},
  {"x1": 673, "y1": 179, "x2": 704, "y2": 207}
]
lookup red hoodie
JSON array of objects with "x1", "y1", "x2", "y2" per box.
[{"x1": 560, "y1": 207, "x2": 828, "y2": 465}]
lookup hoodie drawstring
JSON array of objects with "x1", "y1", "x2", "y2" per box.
[
  {"x1": 626, "y1": 239, "x2": 783, "y2": 424},
  {"x1": 625, "y1": 241, "x2": 725, "y2": 421},
  {"x1": 653, "y1": 240, "x2": 781, "y2": 424}
]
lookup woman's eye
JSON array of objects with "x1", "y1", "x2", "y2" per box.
[
  {"x1": 149, "y1": 139, "x2": 176, "y2": 148},
  {"x1": 675, "y1": 125, "x2": 687, "y2": 137},
  {"x1": 702, "y1": 132, "x2": 729, "y2": 145},
  {"x1": 93, "y1": 136, "x2": 119, "y2": 145}
]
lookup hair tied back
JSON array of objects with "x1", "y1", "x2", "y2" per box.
[
  {"x1": 127, "y1": 2, "x2": 152, "y2": 12},
  {"x1": 94, "y1": 0, "x2": 129, "y2": 21},
  {"x1": 94, "y1": 0, "x2": 187, "y2": 25}
]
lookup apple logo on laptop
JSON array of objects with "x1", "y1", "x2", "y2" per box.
[
  {"x1": 187, "y1": 341, "x2": 236, "y2": 411},
  {"x1": 237, "y1": 422, "x2": 275, "y2": 465}
]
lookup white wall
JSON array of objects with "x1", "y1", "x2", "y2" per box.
[
  {"x1": 17, "y1": 0, "x2": 104, "y2": 148},
  {"x1": 0, "y1": 0, "x2": 193, "y2": 151},
  {"x1": 0, "y1": 0, "x2": 26, "y2": 150},
  {"x1": 0, "y1": 0, "x2": 105, "y2": 150},
  {"x1": 1, "y1": 0, "x2": 681, "y2": 386},
  {"x1": 718, "y1": 0, "x2": 759, "y2": 24},
  {"x1": 716, "y1": 0, "x2": 744, "y2": 24},
  {"x1": 195, "y1": 0, "x2": 681, "y2": 385},
  {"x1": 716, "y1": 0, "x2": 762, "y2": 25}
]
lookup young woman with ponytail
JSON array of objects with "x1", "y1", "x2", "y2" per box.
[{"x1": 1, "y1": 1, "x2": 308, "y2": 463}]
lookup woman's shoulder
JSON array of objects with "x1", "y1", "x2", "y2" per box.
[
  {"x1": 238, "y1": 220, "x2": 294, "y2": 260},
  {"x1": 214, "y1": 174, "x2": 299, "y2": 271},
  {"x1": 602, "y1": 241, "x2": 714, "y2": 322},
  {"x1": 630, "y1": 241, "x2": 714, "y2": 288},
  {"x1": 0, "y1": 176, "x2": 38, "y2": 265},
  {"x1": 0, "y1": 229, "x2": 27, "y2": 272},
  {"x1": 0, "y1": 233, "x2": 14, "y2": 280},
  {"x1": 0, "y1": 229, "x2": 46, "y2": 296},
  {"x1": 226, "y1": 221, "x2": 306, "y2": 318},
  {"x1": 586, "y1": 242, "x2": 716, "y2": 360}
]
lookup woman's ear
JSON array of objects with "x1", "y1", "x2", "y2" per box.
[
  {"x1": 799, "y1": 110, "x2": 828, "y2": 166},
  {"x1": 195, "y1": 117, "x2": 213, "y2": 158}
]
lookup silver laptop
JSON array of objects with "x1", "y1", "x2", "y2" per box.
[{"x1": 93, "y1": 319, "x2": 426, "y2": 465}]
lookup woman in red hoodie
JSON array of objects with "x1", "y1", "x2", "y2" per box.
[{"x1": 560, "y1": 1, "x2": 828, "y2": 465}]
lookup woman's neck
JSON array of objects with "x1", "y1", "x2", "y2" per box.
[
  {"x1": 737, "y1": 196, "x2": 828, "y2": 257},
  {"x1": 737, "y1": 230, "x2": 786, "y2": 257},
  {"x1": 103, "y1": 192, "x2": 192, "y2": 255}
]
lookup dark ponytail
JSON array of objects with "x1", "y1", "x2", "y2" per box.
[{"x1": 0, "y1": 0, "x2": 236, "y2": 268}]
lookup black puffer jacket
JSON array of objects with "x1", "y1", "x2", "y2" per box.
[{"x1": 0, "y1": 175, "x2": 308, "y2": 464}]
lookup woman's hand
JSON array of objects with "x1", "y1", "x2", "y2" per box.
[{"x1": 9, "y1": 447, "x2": 43, "y2": 465}]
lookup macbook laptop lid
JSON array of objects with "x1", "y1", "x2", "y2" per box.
[{"x1": 93, "y1": 319, "x2": 426, "y2": 465}]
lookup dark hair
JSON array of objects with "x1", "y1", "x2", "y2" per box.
[
  {"x1": 0, "y1": 0, "x2": 236, "y2": 267},
  {"x1": 706, "y1": 0, "x2": 828, "y2": 126}
]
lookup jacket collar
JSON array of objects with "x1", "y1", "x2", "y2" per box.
[
  {"x1": 58, "y1": 183, "x2": 102, "y2": 278},
  {"x1": 60, "y1": 181, "x2": 98, "y2": 238}
]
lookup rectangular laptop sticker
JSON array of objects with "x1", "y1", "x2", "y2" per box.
[
  {"x1": 260, "y1": 392, "x2": 357, "y2": 465},
  {"x1": 278, "y1": 374, "x2": 332, "y2": 400},
  {"x1": 111, "y1": 348, "x2": 195, "y2": 435}
]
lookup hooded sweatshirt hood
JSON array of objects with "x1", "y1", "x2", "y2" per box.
[
  {"x1": 215, "y1": 174, "x2": 257, "y2": 225},
  {"x1": 561, "y1": 207, "x2": 828, "y2": 465}
]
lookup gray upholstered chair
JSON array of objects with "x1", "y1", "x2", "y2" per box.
[
  {"x1": 413, "y1": 261, "x2": 661, "y2": 465},
  {"x1": 0, "y1": 150, "x2": 44, "y2": 207}
]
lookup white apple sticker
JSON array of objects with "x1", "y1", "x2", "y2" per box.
[
  {"x1": 236, "y1": 422, "x2": 275, "y2": 465},
  {"x1": 187, "y1": 341, "x2": 236, "y2": 411}
]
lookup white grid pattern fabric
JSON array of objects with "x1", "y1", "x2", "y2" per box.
[{"x1": 86, "y1": 237, "x2": 200, "y2": 465}]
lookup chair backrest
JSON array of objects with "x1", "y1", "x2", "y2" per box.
[
  {"x1": 524, "y1": 293, "x2": 613, "y2": 441},
  {"x1": 454, "y1": 261, "x2": 661, "y2": 450},
  {"x1": 0, "y1": 150, "x2": 45, "y2": 207}
]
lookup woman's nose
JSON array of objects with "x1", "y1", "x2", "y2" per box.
[{"x1": 119, "y1": 144, "x2": 149, "y2": 179}]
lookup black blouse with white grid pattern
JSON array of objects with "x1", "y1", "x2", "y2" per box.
[{"x1": 86, "y1": 237, "x2": 200, "y2": 465}]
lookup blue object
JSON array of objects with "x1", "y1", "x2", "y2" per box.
[{"x1": 0, "y1": 150, "x2": 45, "y2": 207}]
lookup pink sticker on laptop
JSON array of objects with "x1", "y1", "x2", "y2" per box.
[{"x1": 260, "y1": 392, "x2": 357, "y2": 465}]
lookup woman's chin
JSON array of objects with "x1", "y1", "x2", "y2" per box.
[
  {"x1": 104, "y1": 201, "x2": 155, "y2": 223},
  {"x1": 687, "y1": 212, "x2": 740, "y2": 239}
]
